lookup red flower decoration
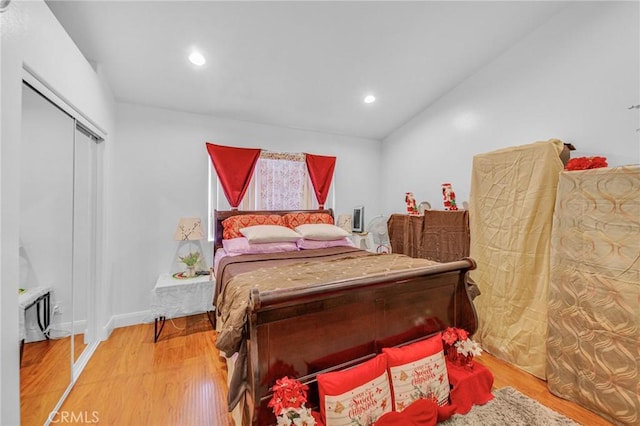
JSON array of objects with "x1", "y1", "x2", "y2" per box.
[
  {"x1": 442, "y1": 328, "x2": 458, "y2": 345},
  {"x1": 456, "y1": 328, "x2": 469, "y2": 341},
  {"x1": 268, "y1": 377, "x2": 309, "y2": 416},
  {"x1": 565, "y1": 156, "x2": 608, "y2": 171}
]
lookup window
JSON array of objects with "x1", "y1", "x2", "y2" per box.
[
  {"x1": 240, "y1": 152, "x2": 316, "y2": 210},
  {"x1": 206, "y1": 144, "x2": 335, "y2": 241}
]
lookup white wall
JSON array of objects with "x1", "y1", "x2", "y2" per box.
[
  {"x1": 380, "y1": 1, "x2": 640, "y2": 215},
  {"x1": 0, "y1": 1, "x2": 115, "y2": 423},
  {"x1": 3, "y1": 4, "x2": 637, "y2": 423},
  {"x1": 109, "y1": 102, "x2": 381, "y2": 321}
]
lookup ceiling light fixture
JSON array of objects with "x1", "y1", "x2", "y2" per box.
[
  {"x1": 0, "y1": 0, "x2": 11, "y2": 13},
  {"x1": 189, "y1": 51, "x2": 206, "y2": 66},
  {"x1": 364, "y1": 95, "x2": 376, "y2": 104}
]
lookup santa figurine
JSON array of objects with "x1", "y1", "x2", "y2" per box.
[
  {"x1": 405, "y1": 192, "x2": 419, "y2": 215},
  {"x1": 442, "y1": 183, "x2": 458, "y2": 211}
]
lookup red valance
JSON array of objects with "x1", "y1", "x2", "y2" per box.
[
  {"x1": 206, "y1": 143, "x2": 261, "y2": 209},
  {"x1": 305, "y1": 153, "x2": 336, "y2": 209}
]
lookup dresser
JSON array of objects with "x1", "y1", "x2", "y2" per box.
[{"x1": 387, "y1": 210, "x2": 470, "y2": 262}]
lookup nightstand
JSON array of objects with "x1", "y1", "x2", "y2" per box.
[{"x1": 151, "y1": 273, "x2": 216, "y2": 342}]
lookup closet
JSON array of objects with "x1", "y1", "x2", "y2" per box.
[{"x1": 19, "y1": 80, "x2": 103, "y2": 425}]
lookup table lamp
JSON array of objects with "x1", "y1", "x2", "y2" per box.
[{"x1": 174, "y1": 217, "x2": 204, "y2": 277}]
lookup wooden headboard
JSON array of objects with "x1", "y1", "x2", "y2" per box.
[{"x1": 213, "y1": 209, "x2": 334, "y2": 252}]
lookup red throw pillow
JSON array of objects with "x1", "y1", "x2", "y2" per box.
[
  {"x1": 382, "y1": 334, "x2": 450, "y2": 410},
  {"x1": 282, "y1": 212, "x2": 333, "y2": 228},
  {"x1": 374, "y1": 398, "x2": 439, "y2": 426},
  {"x1": 317, "y1": 354, "x2": 392, "y2": 426},
  {"x1": 221, "y1": 214, "x2": 284, "y2": 240}
]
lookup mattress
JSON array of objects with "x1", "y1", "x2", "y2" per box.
[
  {"x1": 547, "y1": 165, "x2": 640, "y2": 425},
  {"x1": 469, "y1": 139, "x2": 565, "y2": 379}
]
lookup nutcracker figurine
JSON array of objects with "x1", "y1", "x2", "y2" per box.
[
  {"x1": 442, "y1": 183, "x2": 458, "y2": 211},
  {"x1": 405, "y1": 192, "x2": 419, "y2": 215}
]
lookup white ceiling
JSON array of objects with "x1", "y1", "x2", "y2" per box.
[{"x1": 46, "y1": 1, "x2": 568, "y2": 140}]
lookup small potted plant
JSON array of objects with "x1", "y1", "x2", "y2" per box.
[{"x1": 178, "y1": 251, "x2": 201, "y2": 277}]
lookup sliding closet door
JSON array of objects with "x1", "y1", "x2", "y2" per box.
[
  {"x1": 19, "y1": 82, "x2": 74, "y2": 425},
  {"x1": 72, "y1": 126, "x2": 100, "y2": 363}
]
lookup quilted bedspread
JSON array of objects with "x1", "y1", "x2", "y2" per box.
[{"x1": 215, "y1": 248, "x2": 440, "y2": 356}]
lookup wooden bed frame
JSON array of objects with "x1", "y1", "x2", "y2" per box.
[{"x1": 214, "y1": 209, "x2": 478, "y2": 426}]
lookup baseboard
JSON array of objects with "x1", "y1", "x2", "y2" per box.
[
  {"x1": 101, "y1": 310, "x2": 151, "y2": 340},
  {"x1": 24, "y1": 319, "x2": 87, "y2": 343},
  {"x1": 100, "y1": 316, "x2": 115, "y2": 341}
]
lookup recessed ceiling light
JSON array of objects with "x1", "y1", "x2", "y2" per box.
[
  {"x1": 189, "y1": 51, "x2": 206, "y2": 66},
  {"x1": 364, "y1": 95, "x2": 376, "y2": 104}
]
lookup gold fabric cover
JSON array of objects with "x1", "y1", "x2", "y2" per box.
[
  {"x1": 547, "y1": 165, "x2": 640, "y2": 425},
  {"x1": 469, "y1": 139, "x2": 564, "y2": 379}
]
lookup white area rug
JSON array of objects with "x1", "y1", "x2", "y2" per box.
[{"x1": 440, "y1": 387, "x2": 579, "y2": 426}]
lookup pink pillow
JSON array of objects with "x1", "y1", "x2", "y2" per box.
[
  {"x1": 382, "y1": 334, "x2": 450, "y2": 410},
  {"x1": 222, "y1": 237, "x2": 299, "y2": 255},
  {"x1": 317, "y1": 354, "x2": 392, "y2": 425},
  {"x1": 296, "y1": 237, "x2": 355, "y2": 250}
]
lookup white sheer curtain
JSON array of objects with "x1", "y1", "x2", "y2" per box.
[{"x1": 240, "y1": 151, "x2": 316, "y2": 210}]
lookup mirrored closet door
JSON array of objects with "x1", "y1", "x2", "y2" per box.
[
  {"x1": 19, "y1": 81, "x2": 102, "y2": 425},
  {"x1": 72, "y1": 124, "x2": 101, "y2": 365}
]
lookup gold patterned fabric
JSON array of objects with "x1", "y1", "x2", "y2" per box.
[
  {"x1": 547, "y1": 165, "x2": 640, "y2": 426},
  {"x1": 469, "y1": 140, "x2": 565, "y2": 379}
]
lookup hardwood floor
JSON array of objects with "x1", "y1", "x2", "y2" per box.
[
  {"x1": 59, "y1": 315, "x2": 232, "y2": 426},
  {"x1": 43, "y1": 315, "x2": 611, "y2": 425},
  {"x1": 20, "y1": 334, "x2": 87, "y2": 426}
]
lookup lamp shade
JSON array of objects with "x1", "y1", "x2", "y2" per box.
[{"x1": 174, "y1": 217, "x2": 204, "y2": 241}]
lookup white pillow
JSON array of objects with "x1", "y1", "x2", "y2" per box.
[
  {"x1": 294, "y1": 224, "x2": 351, "y2": 241},
  {"x1": 239, "y1": 225, "x2": 301, "y2": 243}
]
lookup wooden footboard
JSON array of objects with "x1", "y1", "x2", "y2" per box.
[{"x1": 243, "y1": 258, "x2": 477, "y2": 425}]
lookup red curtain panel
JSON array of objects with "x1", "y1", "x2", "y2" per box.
[
  {"x1": 205, "y1": 143, "x2": 261, "y2": 209},
  {"x1": 305, "y1": 153, "x2": 336, "y2": 209}
]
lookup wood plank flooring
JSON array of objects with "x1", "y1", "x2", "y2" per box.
[
  {"x1": 59, "y1": 315, "x2": 232, "y2": 426},
  {"x1": 20, "y1": 334, "x2": 86, "y2": 426},
  {"x1": 20, "y1": 314, "x2": 609, "y2": 425}
]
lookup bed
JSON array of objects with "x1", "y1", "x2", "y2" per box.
[{"x1": 212, "y1": 209, "x2": 478, "y2": 426}]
